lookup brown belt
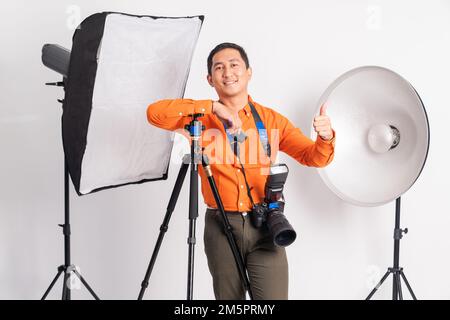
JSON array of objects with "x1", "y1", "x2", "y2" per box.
[{"x1": 206, "y1": 208, "x2": 249, "y2": 216}]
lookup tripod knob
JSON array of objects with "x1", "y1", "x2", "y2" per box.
[
  {"x1": 58, "y1": 223, "x2": 71, "y2": 235},
  {"x1": 403, "y1": 228, "x2": 408, "y2": 234}
]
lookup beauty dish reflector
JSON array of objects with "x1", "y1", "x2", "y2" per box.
[
  {"x1": 61, "y1": 12, "x2": 203, "y2": 195},
  {"x1": 311, "y1": 66, "x2": 429, "y2": 207}
]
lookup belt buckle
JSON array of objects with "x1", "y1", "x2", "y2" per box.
[{"x1": 241, "y1": 211, "x2": 248, "y2": 217}]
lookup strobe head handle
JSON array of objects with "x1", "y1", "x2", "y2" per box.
[{"x1": 42, "y1": 44, "x2": 71, "y2": 78}]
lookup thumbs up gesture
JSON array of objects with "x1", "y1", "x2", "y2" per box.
[{"x1": 313, "y1": 104, "x2": 333, "y2": 141}]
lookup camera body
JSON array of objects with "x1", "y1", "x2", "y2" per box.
[{"x1": 250, "y1": 164, "x2": 296, "y2": 247}]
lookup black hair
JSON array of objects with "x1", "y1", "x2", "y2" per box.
[{"x1": 207, "y1": 42, "x2": 250, "y2": 75}]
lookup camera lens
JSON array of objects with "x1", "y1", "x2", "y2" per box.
[{"x1": 266, "y1": 210, "x2": 297, "y2": 247}]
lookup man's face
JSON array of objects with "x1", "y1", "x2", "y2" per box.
[{"x1": 207, "y1": 48, "x2": 252, "y2": 99}]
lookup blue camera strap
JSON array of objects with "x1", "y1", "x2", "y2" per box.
[{"x1": 248, "y1": 101, "x2": 271, "y2": 159}]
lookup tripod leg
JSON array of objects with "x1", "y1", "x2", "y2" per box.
[
  {"x1": 202, "y1": 156, "x2": 253, "y2": 300},
  {"x1": 187, "y1": 215, "x2": 197, "y2": 300},
  {"x1": 41, "y1": 266, "x2": 64, "y2": 300},
  {"x1": 396, "y1": 273, "x2": 403, "y2": 300},
  {"x1": 138, "y1": 161, "x2": 190, "y2": 300},
  {"x1": 366, "y1": 270, "x2": 391, "y2": 300},
  {"x1": 393, "y1": 271, "x2": 406, "y2": 300},
  {"x1": 400, "y1": 271, "x2": 417, "y2": 300},
  {"x1": 187, "y1": 157, "x2": 200, "y2": 300},
  {"x1": 72, "y1": 269, "x2": 100, "y2": 300},
  {"x1": 62, "y1": 271, "x2": 71, "y2": 300},
  {"x1": 392, "y1": 273, "x2": 397, "y2": 300}
]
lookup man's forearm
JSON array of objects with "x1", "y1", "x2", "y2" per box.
[
  {"x1": 280, "y1": 127, "x2": 335, "y2": 168},
  {"x1": 147, "y1": 99, "x2": 213, "y2": 131}
]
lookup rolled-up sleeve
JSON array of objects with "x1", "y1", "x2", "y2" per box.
[
  {"x1": 147, "y1": 99, "x2": 213, "y2": 131},
  {"x1": 277, "y1": 113, "x2": 335, "y2": 168}
]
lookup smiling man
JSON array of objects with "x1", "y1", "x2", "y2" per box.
[{"x1": 147, "y1": 42, "x2": 335, "y2": 300}]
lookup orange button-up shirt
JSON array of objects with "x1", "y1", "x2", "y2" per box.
[{"x1": 147, "y1": 96, "x2": 335, "y2": 212}]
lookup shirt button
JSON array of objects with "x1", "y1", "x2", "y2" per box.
[
  {"x1": 201, "y1": 108, "x2": 205, "y2": 112},
  {"x1": 237, "y1": 169, "x2": 240, "y2": 172},
  {"x1": 239, "y1": 202, "x2": 243, "y2": 206},
  {"x1": 179, "y1": 112, "x2": 183, "y2": 116},
  {"x1": 240, "y1": 185, "x2": 244, "y2": 189}
]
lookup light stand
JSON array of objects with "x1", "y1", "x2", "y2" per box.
[
  {"x1": 138, "y1": 114, "x2": 253, "y2": 300},
  {"x1": 366, "y1": 197, "x2": 417, "y2": 300},
  {"x1": 41, "y1": 80, "x2": 99, "y2": 300}
]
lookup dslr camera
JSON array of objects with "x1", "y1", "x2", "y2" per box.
[{"x1": 250, "y1": 164, "x2": 297, "y2": 247}]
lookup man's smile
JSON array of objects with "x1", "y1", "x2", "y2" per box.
[{"x1": 223, "y1": 79, "x2": 238, "y2": 86}]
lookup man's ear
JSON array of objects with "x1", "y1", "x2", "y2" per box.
[
  {"x1": 247, "y1": 67, "x2": 253, "y2": 80},
  {"x1": 207, "y1": 74, "x2": 214, "y2": 87}
]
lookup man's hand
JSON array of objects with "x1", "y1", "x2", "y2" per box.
[
  {"x1": 212, "y1": 101, "x2": 242, "y2": 134},
  {"x1": 313, "y1": 104, "x2": 333, "y2": 141}
]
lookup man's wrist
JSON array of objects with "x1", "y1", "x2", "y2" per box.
[{"x1": 319, "y1": 130, "x2": 335, "y2": 142}]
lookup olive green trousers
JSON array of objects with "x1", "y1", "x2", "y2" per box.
[{"x1": 204, "y1": 208, "x2": 288, "y2": 300}]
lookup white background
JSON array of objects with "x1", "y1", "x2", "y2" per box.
[{"x1": 1, "y1": 0, "x2": 449, "y2": 299}]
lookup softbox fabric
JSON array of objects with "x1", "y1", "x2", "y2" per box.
[{"x1": 62, "y1": 12, "x2": 203, "y2": 195}]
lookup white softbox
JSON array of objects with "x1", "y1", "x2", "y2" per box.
[{"x1": 62, "y1": 12, "x2": 203, "y2": 195}]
